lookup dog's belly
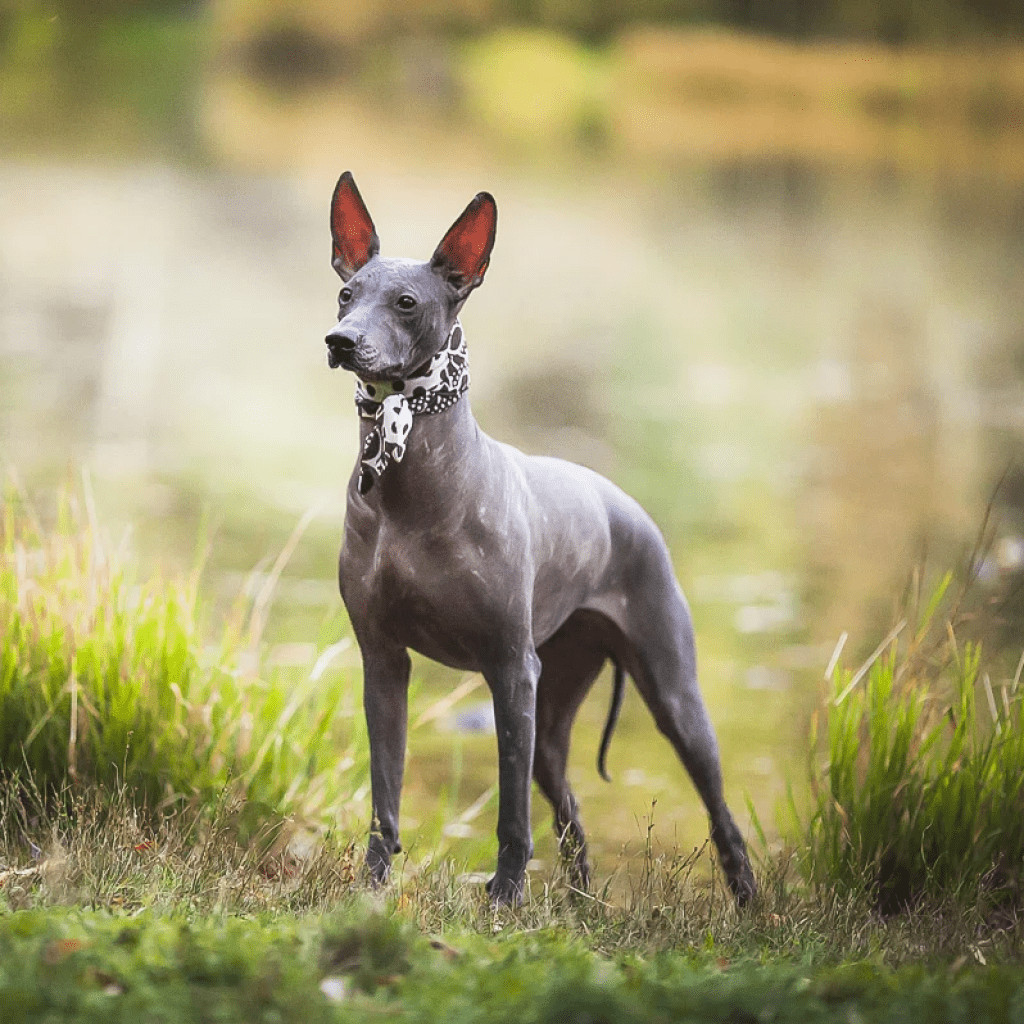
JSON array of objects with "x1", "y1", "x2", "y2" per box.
[
  {"x1": 401, "y1": 626, "x2": 482, "y2": 673},
  {"x1": 382, "y1": 583, "x2": 625, "y2": 674}
]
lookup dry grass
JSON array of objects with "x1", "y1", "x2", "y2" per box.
[{"x1": 0, "y1": 779, "x2": 1021, "y2": 968}]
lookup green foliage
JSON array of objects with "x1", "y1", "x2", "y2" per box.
[
  {"x1": 0, "y1": 485, "x2": 363, "y2": 834},
  {"x1": 797, "y1": 573, "x2": 1024, "y2": 910}
]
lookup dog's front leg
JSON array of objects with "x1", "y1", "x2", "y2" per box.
[
  {"x1": 485, "y1": 647, "x2": 541, "y2": 907},
  {"x1": 361, "y1": 642, "x2": 412, "y2": 885}
]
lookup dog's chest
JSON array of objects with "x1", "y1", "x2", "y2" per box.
[{"x1": 341, "y1": 513, "x2": 523, "y2": 670}]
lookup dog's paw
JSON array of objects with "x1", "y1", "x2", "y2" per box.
[
  {"x1": 363, "y1": 859, "x2": 389, "y2": 888},
  {"x1": 364, "y1": 840, "x2": 395, "y2": 888},
  {"x1": 485, "y1": 873, "x2": 524, "y2": 908},
  {"x1": 728, "y1": 863, "x2": 758, "y2": 909},
  {"x1": 568, "y1": 860, "x2": 592, "y2": 894}
]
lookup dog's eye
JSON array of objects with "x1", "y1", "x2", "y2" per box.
[
  {"x1": 339, "y1": 288, "x2": 353, "y2": 304},
  {"x1": 396, "y1": 295, "x2": 417, "y2": 311}
]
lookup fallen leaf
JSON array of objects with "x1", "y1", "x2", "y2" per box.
[
  {"x1": 429, "y1": 938, "x2": 461, "y2": 961},
  {"x1": 43, "y1": 938, "x2": 86, "y2": 965},
  {"x1": 88, "y1": 968, "x2": 123, "y2": 994}
]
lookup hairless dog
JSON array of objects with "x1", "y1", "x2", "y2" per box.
[{"x1": 324, "y1": 172, "x2": 756, "y2": 907}]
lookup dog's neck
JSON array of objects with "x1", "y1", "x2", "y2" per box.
[
  {"x1": 351, "y1": 320, "x2": 470, "y2": 495},
  {"x1": 354, "y1": 395, "x2": 481, "y2": 518},
  {"x1": 350, "y1": 317, "x2": 481, "y2": 509}
]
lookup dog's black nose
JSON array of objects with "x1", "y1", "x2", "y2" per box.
[
  {"x1": 325, "y1": 329, "x2": 358, "y2": 368},
  {"x1": 326, "y1": 330, "x2": 357, "y2": 351}
]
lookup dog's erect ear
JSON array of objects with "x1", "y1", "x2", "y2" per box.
[
  {"x1": 330, "y1": 172, "x2": 380, "y2": 280},
  {"x1": 430, "y1": 192, "x2": 497, "y2": 298}
]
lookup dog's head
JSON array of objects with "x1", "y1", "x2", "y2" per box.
[{"x1": 325, "y1": 173, "x2": 496, "y2": 382}]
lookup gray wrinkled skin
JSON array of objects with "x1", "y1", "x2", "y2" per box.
[{"x1": 326, "y1": 189, "x2": 756, "y2": 908}]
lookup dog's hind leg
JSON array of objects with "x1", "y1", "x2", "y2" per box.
[
  {"x1": 534, "y1": 611, "x2": 615, "y2": 890},
  {"x1": 597, "y1": 530, "x2": 756, "y2": 906},
  {"x1": 623, "y1": 588, "x2": 757, "y2": 905}
]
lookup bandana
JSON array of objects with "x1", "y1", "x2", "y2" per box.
[{"x1": 353, "y1": 321, "x2": 469, "y2": 494}]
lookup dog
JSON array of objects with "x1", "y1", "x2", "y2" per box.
[{"x1": 324, "y1": 172, "x2": 756, "y2": 907}]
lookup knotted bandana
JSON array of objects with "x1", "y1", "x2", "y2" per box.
[{"x1": 354, "y1": 321, "x2": 470, "y2": 494}]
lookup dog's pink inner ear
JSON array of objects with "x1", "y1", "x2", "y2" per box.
[
  {"x1": 331, "y1": 173, "x2": 379, "y2": 276},
  {"x1": 433, "y1": 193, "x2": 496, "y2": 288}
]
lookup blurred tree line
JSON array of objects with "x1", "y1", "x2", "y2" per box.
[
  {"x1": 2, "y1": 0, "x2": 1021, "y2": 160},
  {"x1": 1, "y1": 0, "x2": 1022, "y2": 46},
  {"x1": 497, "y1": 0, "x2": 1024, "y2": 43}
]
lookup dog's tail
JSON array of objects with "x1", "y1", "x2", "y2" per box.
[{"x1": 597, "y1": 661, "x2": 626, "y2": 782}]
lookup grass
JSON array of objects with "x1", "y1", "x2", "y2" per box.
[
  {"x1": 2, "y1": 481, "x2": 1024, "y2": 1018},
  {"x1": 0, "y1": 784, "x2": 1022, "y2": 1022},
  {"x1": 794, "y1": 569, "x2": 1024, "y2": 913},
  {"x1": 0, "y1": 479, "x2": 365, "y2": 838},
  {"x1": 0, "y1": 777, "x2": 1021, "y2": 954}
]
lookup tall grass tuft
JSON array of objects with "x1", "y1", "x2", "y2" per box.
[
  {"x1": 0, "y1": 481, "x2": 364, "y2": 836},
  {"x1": 797, "y1": 572, "x2": 1024, "y2": 912}
]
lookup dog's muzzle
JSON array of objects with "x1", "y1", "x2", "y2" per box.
[{"x1": 325, "y1": 328, "x2": 357, "y2": 369}]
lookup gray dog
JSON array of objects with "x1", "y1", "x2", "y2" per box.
[{"x1": 324, "y1": 172, "x2": 756, "y2": 907}]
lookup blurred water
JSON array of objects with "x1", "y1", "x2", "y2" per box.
[{"x1": 3, "y1": 62, "x2": 1024, "y2": 866}]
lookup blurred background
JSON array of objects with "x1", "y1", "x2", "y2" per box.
[{"x1": 2, "y1": 0, "x2": 1024, "y2": 869}]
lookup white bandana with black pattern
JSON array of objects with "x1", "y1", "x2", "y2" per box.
[{"x1": 353, "y1": 320, "x2": 470, "y2": 494}]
